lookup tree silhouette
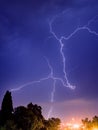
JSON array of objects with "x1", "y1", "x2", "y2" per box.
[
  {"x1": 92, "y1": 116, "x2": 98, "y2": 129},
  {"x1": 0, "y1": 91, "x2": 13, "y2": 125},
  {"x1": 0, "y1": 91, "x2": 61, "y2": 130},
  {"x1": 27, "y1": 103, "x2": 44, "y2": 120},
  {"x1": 44, "y1": 118, "x2": 61, "y2": 130},
  {"x1": 82, "y1": 116, "x2": 98, "y2": 130},
  {"x1": 14, "y1": 105, "x2": 44, "y2": 130}
]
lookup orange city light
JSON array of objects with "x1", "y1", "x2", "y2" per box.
[
  {"x1": 72, "y1": 124, "x2": 81, "y2": 129},
  {"x1": 92, "y1": 127, "x2": 98, "y2": 130}
]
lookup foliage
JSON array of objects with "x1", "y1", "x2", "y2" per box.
[
  {"x1": 44, "y1": 118, "x2": 61, "y2": 130},
  {"x1": 4, "y1": 120, "x2": 19, "y2": 130},
  {"x1": 14, "y1": 105, "x2": 43, "y2": 130},
  {"x1": 82, "y1": 116, "x2": 98, "y2": 130},
  {"x1": 0, "y1": 91, "x2": 61, "y2": 130}
]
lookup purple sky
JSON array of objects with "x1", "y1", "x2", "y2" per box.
[{"x1": 0, "y1": 0, "x2": 98, "y2": 122}]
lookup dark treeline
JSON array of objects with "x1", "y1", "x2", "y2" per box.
[
  {"x1": 82, "y1": 116, "x2": 98, "y2": 130},
  {"x1": 0, "y1": 91, "x2": 61, "y2": 130}
]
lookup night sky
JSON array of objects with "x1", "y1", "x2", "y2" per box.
[{"x1": 0, "y1": 0, "x2": 98, "y2": 122}]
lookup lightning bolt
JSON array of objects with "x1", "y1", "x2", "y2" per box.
[
  {"x1": 48, "y1": 12, "x2": 98, "y2": 84},
  {"x1": 10, "y1": 10, "x2": 98, "y2": 118},
  {"x1": 10, "y1": 57, "x2": 73, "y2": 93},
  {"x1": 46, "y1": 13, "x2": 98, "y2": 117},
  {"x1": 10, "y1": 56, "x2": 70, "y2": 118}
]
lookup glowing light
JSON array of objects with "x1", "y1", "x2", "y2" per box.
[
  {"x1": 64, "y1": 123, "x2": 82, "y2": 130},
  {"x1": 73, "y1": 124, "x2": 81, "y2": 129},
  {"x1": 92, "y1": 127, "x2": 98, "y2": 130}
]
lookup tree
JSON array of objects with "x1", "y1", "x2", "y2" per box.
[
  {"x1": 92, "y1": 116, "x2": 98, "y2": 129},
  {"x1": 82, "y1": 118, "x2": 92, "y2": 130},
  {"x1": 14, "y1": 105, "x2": 44, "y2": 130},
  {"x1": 44, "y1": 118, "x2": 61, "y2": 130},
  {"x1": 1, "y1": 91, "x2": 13, "y2": 113},
  {"x1": 0, "y1": 91, "x2": 61, "y2": 130},
  {"x1": 27, "y1": 103, "x2": 44, "y2": 120},
  {"x1": 0, "y1": 91, "x2": 13, "y2": 125},
  {"x1": 82, "y1": 116, "x2": 98, "y2": 130},
  {"x1": 27, "y1": 103, "x2": 45, "y2": 130},
  {"x1": 4, "y1": 120, "x2": 19, "y2": 130},
  {"x1": 14, "y1": 106, "x2": 33, "y2": 130}
]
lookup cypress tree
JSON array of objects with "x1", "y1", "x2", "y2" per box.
[{"x1": 1, "y1": 91, "x2": 13, "y2": 125}]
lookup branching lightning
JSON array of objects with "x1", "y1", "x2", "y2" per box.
[
  {"x1": 48, "y1": 12, "x2": 98, "y2": 87},
  {"x1": 10, "y1": 10, "x2": 98, "y2": 118},
  {"x1": 47, "y1": 13, "x2": 98, "y2": 117},
  {"x1": 10, "y1": 57, "x2": 66, "y2": 118}
]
